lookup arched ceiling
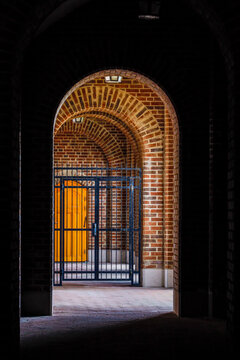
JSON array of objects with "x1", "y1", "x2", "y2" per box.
[{"x1": 56, "y1": 117, "x2": 126, "y2": 166}]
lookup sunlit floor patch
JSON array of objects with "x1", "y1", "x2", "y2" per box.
[{"x1": 53, "y1": 284, "x2": 173, "y2": 315}]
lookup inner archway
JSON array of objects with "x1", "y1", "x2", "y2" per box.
[{"x1": 53, "y1": 69, "x2": 179, "y2": 313}]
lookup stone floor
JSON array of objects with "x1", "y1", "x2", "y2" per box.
[
  {"x1": 53, "y1": 283, "x2": 173, "y2": 315},
  {"x1": 20, "y1": 284, "x2": 227, "y2": 360}
]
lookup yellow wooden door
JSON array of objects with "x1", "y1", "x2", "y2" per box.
[{"x1": 54, "y1": 181, "x2": 87, "y2": 262}]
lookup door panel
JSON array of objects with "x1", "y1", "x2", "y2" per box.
[{"x1": 54, "y1": 181, "x2": 87, "y2": 262}]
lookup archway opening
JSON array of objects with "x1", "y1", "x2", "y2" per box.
[{"x1": 52, "y1": 69, "x2": 179, "y2": 314}]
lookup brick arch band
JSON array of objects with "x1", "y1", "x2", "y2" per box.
[
  {"x1": 56, "y1": 110, "x2": 141, "y2": 166},
  {"x1": 54, "y1": 70, "x2": 179, "y2": 310},
  {"x1": 54, "y1": 84, "x2": 163, "y2": 159},
  {"x1": 56, "y1": 117, "x2": 130, "y2": 167},
  {"x1": 54, "y1": 69, "x2": 178, "y2": 133}
]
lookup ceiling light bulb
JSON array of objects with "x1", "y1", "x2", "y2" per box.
[
  {"x1": 73, "y1": 117, "x2": 84, "y2": 123},
  {"x1": 105, "y1": 75, "x2": 122, "y2": 83}
]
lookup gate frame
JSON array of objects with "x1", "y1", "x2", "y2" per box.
[{"x1": 53, "y1": 167, "x2": 142, "y2": 286}]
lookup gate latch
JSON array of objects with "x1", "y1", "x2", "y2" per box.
[{"x1": 92, "y1": 223, "x2": 97, "y2": 237}]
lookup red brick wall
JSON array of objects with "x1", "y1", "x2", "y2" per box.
[
  {"x1": 55, "y1": 118, "x2": 133, "y2": 167},
  {"x1": 54, "y1": 134, "x2": 108, "y2": 167}
]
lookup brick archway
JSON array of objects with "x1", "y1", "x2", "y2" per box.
[
  {"x1": 56, "y1": 118, "x2": 127, "y2": 167},
  {"x1": 54, "y1": 69, "x2": 179, "y2": 311}
]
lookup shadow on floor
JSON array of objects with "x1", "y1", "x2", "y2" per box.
[{"x1": 21, "y1": 312, "x2": 226, "y2": 360}]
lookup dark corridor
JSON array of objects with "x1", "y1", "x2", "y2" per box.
[{"x1": 1, "y1": 0, "x2": 240, "y2": 358}]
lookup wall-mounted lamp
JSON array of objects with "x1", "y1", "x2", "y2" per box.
[
  {"x1": 105, "y1": 75, "x2": 122, "y2": 83},
  {"x1": 72, "y1": 116, "x2": 84, "y2": 124},
  {"x1": 138, "y1": 0, "x2": 161, "y2": 20}
]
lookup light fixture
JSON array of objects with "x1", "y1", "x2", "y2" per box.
[
  {"x1": 72, "y1": 116, "x2": 84, "y2": 124},
  {"x1": 138, "y1": 0, "x2": 161, "y2": 20},
  {"x1": 104, "y1": 75, "x2": 122, "y2": 83}
]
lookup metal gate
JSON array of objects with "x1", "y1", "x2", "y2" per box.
[{"x1": 54, "y1": 167, "x2": 141, "y2": 286}]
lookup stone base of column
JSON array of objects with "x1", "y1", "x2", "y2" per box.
[{"x1": 142, "y1": 269, "x2": 173, "y2": 288}]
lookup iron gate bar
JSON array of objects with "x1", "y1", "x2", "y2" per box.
[
  {"x1": 71, "y1": 178, "x2": 73, "y2": 275},
  {"x1": 126, "y1": 171, "x2": 128, "y2": 278},
  {"x1": 60, "y1": 178, "x2": 64, "y2": 285},
  {"x1": 110, "y1": 179, "x2": 112, "y2": 279},
  {"x1": 100, "y1": 169, "x2": 102, "y2": 277},
  {"x1": 54, "y1": 167, "x2": 142, "y2": 286},
  {"x1": 55, "y1": 176, "x2": 141, "y2": 182},
  {"x1": 129, "y1": 178, "x2": 134, "y2": 284},
  {"x1": 55, "y1": 228, "x2": 140, "y2": 231},
  {"x1": 63, "y1": 271, "x2": 131, "y2": 274},
  {"x1": 116, "y1": 178, "x2": 119, "y2": 279},
  {"x1": 54, "y1": 185, "x2": 136, "y2": 190},
  {"x1": 90, "y1": 174, "x2": 94, "y2": 279},
  {"x1": 120, "y1": 167, "x2": 123, "y2": 280},
  {"x1": 138, "y1": 173, "x2": 142, "y2": 285},
  {"x1": 94, "y1": 180, "x2": 99, "y2": 280},
  {"x1": 55, "y1": 167, "x2": 141, "y2": 171},
  {"x1": 76, "y1": 175, "x2": 79, "y2": 276}
]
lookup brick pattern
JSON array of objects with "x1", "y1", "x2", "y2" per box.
[
  {"x1": 54, "y1": 133, "x2": 109, "y2": 168},
  {"x1": 55, "y1": 118, "x2": 129, "y2": 167},
  {"x1": 54, "y1": 72, "x2": 179, "y2": 276}
]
